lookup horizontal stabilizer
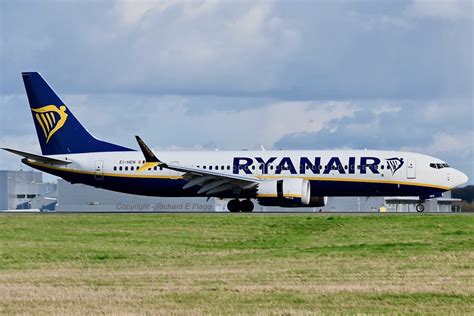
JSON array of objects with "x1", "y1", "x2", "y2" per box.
[{"x1": 2, "y1": 148, "x2": 72, "y2": 165}]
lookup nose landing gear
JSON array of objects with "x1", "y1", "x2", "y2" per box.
[
  {"x1": 227, "y1": 199, "x2": 254, "y2": 213},
  {"x1": 416, "y1": 203, "x2": 425, "y2": 212}
]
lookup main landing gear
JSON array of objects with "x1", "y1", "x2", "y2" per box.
[{"x1": 227, "y1": 199, "x2": 254, "y2": 213}]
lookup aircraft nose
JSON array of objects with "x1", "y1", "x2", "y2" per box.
[{"x1": 454, "y1": 169, "x2": 468, "y2": 188}]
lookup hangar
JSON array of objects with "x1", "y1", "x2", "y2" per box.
[{"x1": 0, "y1": 170, "x2": 56, "y2": 211}]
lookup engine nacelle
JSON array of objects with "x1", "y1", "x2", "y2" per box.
[
  {"x1": 257, "y1": 178, "x2": 311, "y2": 206},
  {"x1": 308, "y1": 196, "x2": 328, "y2": 207}
]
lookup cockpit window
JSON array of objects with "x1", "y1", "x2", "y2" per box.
[{"x1": 430, "y1": 163, "x2": 450, "y2": 169}]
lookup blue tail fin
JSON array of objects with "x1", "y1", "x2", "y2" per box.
[{"x1": 22, "y1": 72, "x2": 133, "y2": 155}]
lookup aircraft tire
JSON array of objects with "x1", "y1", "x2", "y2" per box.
[
  {"x1": 416, "y1": 204, "x2": 425, "y2": 213},
  {"x1": 241, "y1": 199, "x2": 254, "y2": 212},
  {"x1": 227, "y1": 199, "x2": 241, "y2": 213}
]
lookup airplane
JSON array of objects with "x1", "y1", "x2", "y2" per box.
[{"x1": 2, "y1": 72, "x2": 469, "y2": 212}]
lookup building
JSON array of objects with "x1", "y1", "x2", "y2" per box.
[
  {"x1": 56, "y1": 179, "x2": 215, "y2": 212},
  {"x1": 0, "y1": 170, "x2": 57, "y2": 211},
  {"x1": 384, "y1": 195, "x2": 462, "y2": 213}
]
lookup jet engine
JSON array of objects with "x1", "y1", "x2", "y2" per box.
[
  {"x1": 257, "y1": 178, "x2": 311, "y2": 206},
  {"x1": 308, "y1": 196, "x2": 328, "y2": 207}
]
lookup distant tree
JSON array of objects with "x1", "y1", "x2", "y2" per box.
[{"x1": 452, "y1": 185, "x2": 474, "y2": 203}]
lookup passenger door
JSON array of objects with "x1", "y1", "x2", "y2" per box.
[
  {"x1": 406, "y1": 159, "x2": 416, "y2": 179},
  {"x1": 95, "y1": 160, "x2": 104, "y2": 180}
]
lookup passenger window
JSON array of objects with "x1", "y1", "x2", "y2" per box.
[
  {"x1": 344, "y1": 165, "x2": 348, "y2": 170},
  {"x1": 131, "y1": 166, "x2": 134, "y2": 171},
  {"x1": 210, "y1": 166, "x2": 213, "y2": 170},
  {"x1": 381, "y1": 165, "x2": 384, "y2": 170},
  {"x1": 153, "y1": 166, "x2": 157, "y2": 171},
  {"x1": 113, "y1": 166, "x2": 117, "y2": 171},
  {"x1": 160, "y1": 166, "x2": 163, "y2": 170},
  {"x1": 221, "y1": 166, "x2": 224, "y2": 170},
  {"x1": 203, "y1": 166, "x2": 207, "y2": 169},
  {"x1": 119, "y1": 166, "x2": 123, "y2": 171},
  {"x1": 227, "y1": 166, "x2": 230, "y2": 170},
  {"x1": 215, "y1": 166, "x2": 218, "y2": 170}
]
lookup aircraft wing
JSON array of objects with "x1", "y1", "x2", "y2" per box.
[
  {"x1": 135, "y1": 136, "x2": 260, "y2": 196},
  {"x1": 2, "y1": 148, "x2": 72, "y2": 165}
]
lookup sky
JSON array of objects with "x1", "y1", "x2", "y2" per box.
[{"x1": 0, "y1": 0, "x2": 473, "y2": 183}]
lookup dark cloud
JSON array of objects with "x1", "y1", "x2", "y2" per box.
[
  {"x1": 0, "y1": 1, "x2": 472, "y2": 183},
  {"x1": 1, "y1": 1, "x2": 472, "y2": 99},
  {"x1": 274, "y1": 100, "x2": 473, "y2": 179}
]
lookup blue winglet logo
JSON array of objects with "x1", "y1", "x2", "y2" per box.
[{"x1": 386, "y1": 157, "x2": 404, "y2": 175}]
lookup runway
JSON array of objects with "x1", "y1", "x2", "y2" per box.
[{"x1": 1, "y1": 210, "x2": 471, "y2": 215}]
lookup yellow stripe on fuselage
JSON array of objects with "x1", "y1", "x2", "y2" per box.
[
  {"x1": 256, "y1": 194, "x2": 302, "y2": 198},
  {"x1": 137, "y1": 162, "x2": 160, "y2": 172}
]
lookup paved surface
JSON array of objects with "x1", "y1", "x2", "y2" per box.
[{"x1": 1, "y1": 211, "x2": 471, "y2": 215}]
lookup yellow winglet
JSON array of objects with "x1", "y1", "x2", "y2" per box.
[{"x1": 137, "y1": 162, "x2": 160, "y2": 172}]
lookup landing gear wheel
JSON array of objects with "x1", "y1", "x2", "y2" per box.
[
  {"x1": 227, "y1": 199, "x2": 241, "y2": 213},
  {"x1": 241, "y1": 199, "x2": 254, "y2": 213},
  {"x1": 416, "y1": 204, "x2": 425, "y2": 213}
]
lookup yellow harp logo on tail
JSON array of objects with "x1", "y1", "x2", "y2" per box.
[{"x1": 32, "y1": 105, "x2": 68, "y2": 143}]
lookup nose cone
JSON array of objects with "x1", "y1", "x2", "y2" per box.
[{"x1": 453, "y1": 169, "x2": 469, "y2": 188}]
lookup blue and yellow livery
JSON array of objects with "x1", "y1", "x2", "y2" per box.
[{"x1": 2, "y1": 73, "x2": 469, "y2": 212}]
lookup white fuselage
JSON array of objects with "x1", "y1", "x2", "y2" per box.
[{"x1": 26, "y1": 149, "x2": 468, "y2": 199}]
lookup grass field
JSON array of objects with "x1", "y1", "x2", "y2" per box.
[{"x1": 0, "y1": 213, "x2": 473, "y2": 314}]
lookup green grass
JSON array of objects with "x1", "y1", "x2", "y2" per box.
[{"x1": 0, "y1": 213, "x2": 473, "y2": 314}]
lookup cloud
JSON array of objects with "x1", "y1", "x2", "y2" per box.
[
  {"x1": 1, "y1": 92, "x2": 472, "y2": 182},
  {"x1": 0, "y1": 1, "x2": 472, "y2": 183},
  {"x1": 1, "y1": 1, "x2": 471, "y2": 99},
  {"x1": 402, "y1": 131, "x2": 473, "y2": 156},
  {"x1": 406, "y1": 0, "x2": 473, "y2": 20},
  {"x1": 116, "y1": 0, "x2": 220, "y2": 25},
  {"x1": 274, "y1": 99, "x2": 473, "y2": 180}
]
